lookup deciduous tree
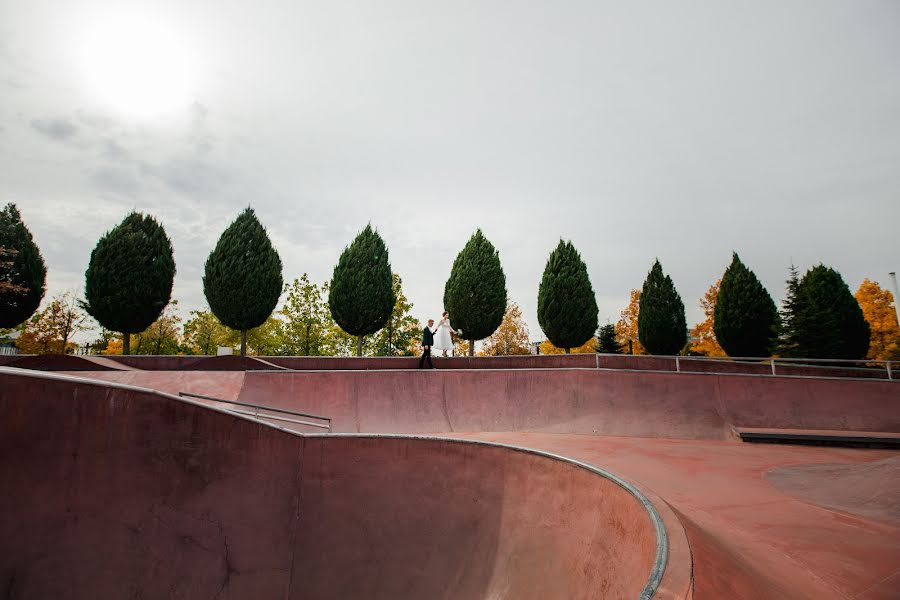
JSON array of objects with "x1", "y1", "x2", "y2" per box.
[
  {"x1": 689, "y1": 281, "x2": 726, "y2": 357},
  {"x1": 444, "y1": 229, "x2": 507, "y2": 356},
  {"x1": 83, "y1": 212, "x2": 175, "y2": 355},
  {"x1": 328, "y1": 224, "x2": 395, "y2": 356},
  {"x1": 537, "y1": 240, "x2": 598, "y2": 353},
  {"x1": 481, "y1": 301, "x2": 531, "y2": 356},
  {"x1": 16, "y1": 291, "x2": 90, "y2": 354},
  {"x1": 615, "y1": 289, "x2": 644, "y2": 355},
  {"x1": 204, "y1": 207, "x2": 283, "y2": 356},
  {"x1": 368, "y1": 273, "x2": 421, "y2": 357},
  {"x1": 714, "y1": 254, "x2": 779, "y2": 357},
  {"x1": 222, "y1": 315, "x2": 285, "y2": 356},
  {"x1": 539, "y1": 338, "x2": 596, "y2": 354},
  {"x1": 854, "y1": 279, "x2": 899, "y2": 361},
  {"x1": 182, "y1": 309, "x2": 231, "y2": 355},
  {"x1": 638, "y1": 260, "x2": 687, "y2": 355},
  {"x1": 130, "y1": 301, "x2": 183, "y2": 355},
  {"x1": 280, "y1": 274, "x2": 330, "y2": 356},
  {"x1": 0, "y1": 204, "x2": 47, "y2": 328}
]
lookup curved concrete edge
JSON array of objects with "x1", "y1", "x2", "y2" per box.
[
  {"x1": 0, "y1": 366, "x2": 694, "y2": 599},
  {"x1": 304, "y1": 432, "x2": 693, "y2": 600}
]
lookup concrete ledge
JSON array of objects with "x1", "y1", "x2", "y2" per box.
[{"x1": 734, "y1": 427, "x2": 900, "y2": 448}]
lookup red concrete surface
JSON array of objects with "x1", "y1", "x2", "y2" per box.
[
  {"x1": 452, "y1": 432, "x2": 900, "y2": 600},
  {"x1": 224, "y1": 369, "x2": 900, "y2": 438},
  {"x1": 0, "y1": 369, "x2": 687, "y2": 599},
  {"x1": 58, "y1": 369, "x2": 246, "y2": 399},
  {"x1": 176, "y1": 355, "x2": 288, "y2": 370},
  {"x1": 7, "y1": 353, "x2": 137, "y2": 371},
  {"x1": 6, "y1": 365, "x2": 899, "y2": 599}
]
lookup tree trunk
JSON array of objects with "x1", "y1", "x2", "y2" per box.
[
  {"x1": 357, "y1": 335, "x2": 364, "y2": 357},
  {"x1": 468, "y1": 339, "x2": 475, "y2": 357},
  {"x1": 123, "y1": 334, "x2": 130, "y2": 356},
  {"x1": 240, "y1": 330, "x2": 247, "y2": 356},
  {"x1": 565, "y1": 347, "x2": 571, "y2": 354}
]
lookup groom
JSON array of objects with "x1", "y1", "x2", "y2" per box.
[{"x1": 418, "y1": 319, "x2": 435, "y2": 369}]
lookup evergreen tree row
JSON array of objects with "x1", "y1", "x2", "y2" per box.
[{"x1": 0, "y1": 203, "x2": 874, "y2": 360}]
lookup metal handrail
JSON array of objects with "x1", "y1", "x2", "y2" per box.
[
  {"x1": 595, "y1": 353, "x2": 896, "y2": 380},
  {"x1": 178, "y1": 391, "x2": 332, "y2": 431}
]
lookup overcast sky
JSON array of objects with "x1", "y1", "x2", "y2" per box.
[{"x1": 1, "y1": 0, "x2": 898, "y2": 343}]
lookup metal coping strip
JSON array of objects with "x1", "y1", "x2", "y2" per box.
[{"x1": 226, "y1": 409, "x2": 330, "y2": 430}]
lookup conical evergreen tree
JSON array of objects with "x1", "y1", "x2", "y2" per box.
[
  {"x1": 778, "y1": 264, "x2": 803, "y2": 357},
  {"x1": 84, "y1": 212, "x2": 176, "y2": 355},
  {"x1": 328, "y1": 224, "x2": 395, "y2": 356},
  {"x1": 537, "y1": 240, "x2": 598, "y2": 353},
  {"x1": 204, "y1": 208, "x2": 283, "y2": 356},
  {"x1": 443, "y1": 229, "x2": 507, "y2": 356},
  {"x1": 794, "y1": 265, "x2": 870, "y2": 359},
  {"x1": 596, "y1": 323, "x2": 622, "y2": 354},
  {"x1": 638, "y1": 260, "x2": 687, "y2": 355},
  {"x1": 0, "y1": 204, "x2": 47, "y2": 328},
  {"x1": 713, "y1": 253, "x2": 779, "y2": 357}
]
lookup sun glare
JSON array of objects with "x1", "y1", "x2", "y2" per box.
[{"x1": 78, "y1": 15, "x2": 197, "y2": 117}]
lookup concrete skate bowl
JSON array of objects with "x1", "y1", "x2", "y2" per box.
[{"x1": 0, "y1": 369, "x2": 692, "y2": 599}]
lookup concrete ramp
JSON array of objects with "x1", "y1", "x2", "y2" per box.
[
  {"x1": 9, "y1": 354, "x2": 137, "y2": 371},
  {"x1": 0, "y1": 368, "x2": 690, "y2": 599},
  {"x1": 233, "y1": 369, "x2": 900, "y2": 439}
]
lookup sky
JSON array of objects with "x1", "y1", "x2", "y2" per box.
[{"x1": 1, "y1": 0, "x2": 899, "y2": 344}]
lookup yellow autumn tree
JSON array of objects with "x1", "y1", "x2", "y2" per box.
[
  {"x1": 689, "y1": 280, "x2": 726, "y2": 357},
  {"x1": 481, "y1": 301, "x2": 531, "y2": 356},
  {"x1": 16, "y1": 291, "x2": 90, "y2": 354},
  {"x1": 855, "y1": 279, "x2": 900, "y2": 360},
  {"x1": 614, "y1": 289, "x2": 644, "y2": 354},
  {"x1": 539, "y1": 337, "x2": 596, "y2": 354}
]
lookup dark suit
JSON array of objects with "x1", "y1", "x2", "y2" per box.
[{"x1": 418, "y1": 326, "x2": 435, "y2": 369}]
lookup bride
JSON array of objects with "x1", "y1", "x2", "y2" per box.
[{"x1": 433, "y1": 311, "x2": 457, "y2": 357}]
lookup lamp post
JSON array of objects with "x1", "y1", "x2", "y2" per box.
[{"x1": 889, "y1": 272, "x2": 900, "y2": 327}]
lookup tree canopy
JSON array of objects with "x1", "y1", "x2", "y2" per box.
[
  {"x1": 481, "y1": 301, "x2": 531, "y2": 356},
  {"x1": 203, "y1": 207, "x2": 283, "y2": 355},
  {"x1": 537, "y1": 240, "x2": 598, "y2": 352},
  {"x1": 328, "y1": 224, "x2": 395, "y2": 356},
  {"x1": 637, "y1": 260, "x2": 686, "y2": 355},
  {"x1": 855, "y1": 279, "x2": 900, "y2": 360},
  {"x1": 16, "y1": 290, "x2": 90, "y2": 354},
  {"x1": 615, "y1": 289, "x2": 644, "y2": 355},
  {"x1": 791, "y1": 265, "x2": 869, "y2": 359},
  {"x1": 83, "y1": 211, "x2": 175, "y2": 354},
  {"x1": 688, "y1": 281, "x2": 726, "y2": 357},
  {"x1": 367, "y1": 273, "x2": 420, "y2": 357},
  {"x1": 713, "y1": 253, "x2": 779, "y2": 357},
  {"x1": 0, "y1": 203, "x2": 47, "y2": 328},
  {"x1": 443, "y1": 229, "x2": 507, "y2": 356}
]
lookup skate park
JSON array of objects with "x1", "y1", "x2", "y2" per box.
[{"x1": 1, "y1": 354, "x2": 898, "y2": 599}]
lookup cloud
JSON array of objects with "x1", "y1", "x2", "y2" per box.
[
  {"x1": 142, "y1": 158, "x2": 228, "y2": 196},
  {"x1": 89, "y1": 166, "x2": 142, "y2": 197},
  {"x1": 30, "y1": 117, "x2": 79, "y2": 141}
]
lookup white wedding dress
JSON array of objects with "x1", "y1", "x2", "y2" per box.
[{"x1": 433, "y1": 318, "x2": 453, "y2": 352}]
